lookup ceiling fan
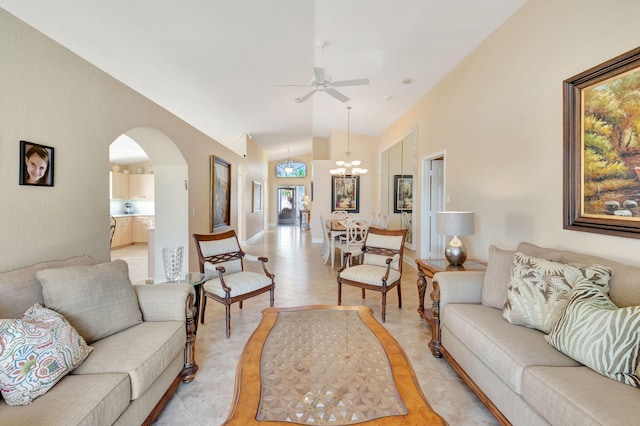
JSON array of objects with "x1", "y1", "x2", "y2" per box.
[{"x1": 275, "y1": 67, "x2": 370, "y2": 103}]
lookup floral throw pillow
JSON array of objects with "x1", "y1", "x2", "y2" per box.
[
  {"x1": 503, "y1": 252, "x2": 613, "y2": 333},
  {"x1": 0, "y1": 304, "x2": 93, "y2": 406}
]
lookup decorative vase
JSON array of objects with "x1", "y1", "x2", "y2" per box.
[{"x1": 162, "y1": 246, "x2": 183, "y2": 283}]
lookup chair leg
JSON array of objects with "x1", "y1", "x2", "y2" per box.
[
  {"x1": 239, "y1": 300, "x2": 243, "y2": 309},
  {"x1": 337, "y1": 281, "x2": 342, "y2": 306},
  {"x1": 270, "y1": 286, "x2": 275, "y2": 307},
  {"x1": 381, "y1": 290, "x2": 387, "y2": 323},
  {"x1": 361, "y1": 288, "x2": 366, "y2": 299},
  {"x1": 200, "y1": 296, "x2": 207, "y2": 324},
  {"x1": 225, "y1": 304, "x2": 231, "y2": 339},
  {"x1": 398, "y1": 283, "x2": 402, "y2": 309}
]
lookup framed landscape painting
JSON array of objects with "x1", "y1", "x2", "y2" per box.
[
  {"x1": 564, "y1": 46, "x2": 640, "y2": 239},
  {"x1": 20, "y1": 141, "x2": 54, "y2": 187},
  {"x1": 331, "y1": 175, "x2": 360, "y2": 213},
  {"x1": 394, "y1": 175, "x2": 413, "y2": 213},
  {"x1": 210, "y1": 156, "x2": 231, "y2": 232}
]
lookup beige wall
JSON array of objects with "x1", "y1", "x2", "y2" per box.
[
  {"x1": 0, "y1": 9, "x2": 262, "y2": 273},
  {"x1": 379, "y1": 0, "x2": 640, "y2": 265},
  {"x1": 244, "y1": 138, "x2": 268, "y2": 240}
]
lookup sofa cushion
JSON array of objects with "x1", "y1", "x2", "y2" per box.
[
  {"x1": 0, "y1": 373, "x2": 130, "y2": 426},
  {"x1": 503, "y1": 252, "x2": 612, "y2": 333},
  {"x1": 37, "y1": 260, "x2": 142, "y2": 343},
  {"x1": 522, "y1": 366, "x2": 640, "y2": 426},
  {"x1": 444, "y1": 304, "x2": 579, "y2": 394},
  {"x1": 338, "y1": 264, "x2": 401, "y2": 286},
  {"x1": 203, "y1": 271, "x2": 273, "y2": 298},
  {"x1": 481, "y1": 245, "x2": 515, "y2": 309},
  {"x1": 0, "y1": 304, "x2": 93, "y2": 405},
  {"x1": 545, "y1": 279, "x2": 640, "y2": 387},
  {"x1": 72, "y1": 321, "x2": 185, "y2": 399},
  {"x1": 0, "y1": 256, "x2": 96, "y2": 319},
  {"x1": 518, "y1": 242, "x2": 640, "y2": 308}
]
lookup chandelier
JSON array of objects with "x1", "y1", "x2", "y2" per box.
[
  {"x1": 330, "y1": 106, "x2": 367, "y2": 176},
  {"x1": 284, "y1": 147, "x2": 294, "y2": 174}
]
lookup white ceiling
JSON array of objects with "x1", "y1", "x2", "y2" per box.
[{"x1": 0, "y1": 0, "x2": 527, "y2": 161}]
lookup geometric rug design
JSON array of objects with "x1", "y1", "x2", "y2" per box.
[{"x1": 257, "y1": 309, "x2": 408, "y2": 424}]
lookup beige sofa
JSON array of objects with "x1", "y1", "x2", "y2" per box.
[
  {"x1": 429, "y1": 242, "x2": 640, "y2": 425},
  {"x1": 0, "y1": 256, "x2": 198, "y2": 425}
]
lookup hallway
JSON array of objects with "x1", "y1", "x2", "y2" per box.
[{"x1": 117, "y1": 226, "x2": 495, "y2": 425}]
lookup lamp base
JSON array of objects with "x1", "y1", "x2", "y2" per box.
[{"x1": 444, "y1": 236, "x2": 467, "y2": 266}]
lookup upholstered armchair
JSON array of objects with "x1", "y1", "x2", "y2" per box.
[
  {"x1": 193, "y1": 230, "x2": 275, "y2": 338},
  {"x1": 337, "y1": 227, "x2": 407, "y2": 322}
]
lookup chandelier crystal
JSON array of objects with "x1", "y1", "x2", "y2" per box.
[{"x1": 330, "y1": 106, "x2": 367, "y2": 176}]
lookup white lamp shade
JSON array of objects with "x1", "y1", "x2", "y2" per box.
[{"x1": 436, "y1": 211, "x2": 475, "y2": 236}]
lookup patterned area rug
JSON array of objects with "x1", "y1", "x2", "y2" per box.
[{"x1": 257, "y1": 309, "x2": 408, "y2": 424}]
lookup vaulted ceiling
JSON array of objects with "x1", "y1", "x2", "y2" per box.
[{"x1": 0, "y1": 0, "x2": 527, "y2": 160}]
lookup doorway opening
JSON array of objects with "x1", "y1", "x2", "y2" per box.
[
  {"x1": 277, "y1": 185, "x2": 305, "y2": 226},
  {"x1": 421, "y1": 152, "x2": 446, "y2": 259},
  {"x1": 109, "y1": 128, "x2": 188, "y2": 281}
]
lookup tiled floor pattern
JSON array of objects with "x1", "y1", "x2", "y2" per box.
[{"x1": 112, "y1": 227, "x2": 496, "y2": 425}]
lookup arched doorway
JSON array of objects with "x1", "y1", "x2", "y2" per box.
[{"x1": 110, "y1": 127, "x2": 189, "y2": 279}]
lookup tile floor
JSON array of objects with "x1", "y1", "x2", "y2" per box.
[{"x1": 111, "y1": 226, "x2": 496, "y2": 426}]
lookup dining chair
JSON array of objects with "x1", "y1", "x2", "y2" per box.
[
  {"x1": 319, "y1": 215, "x2": 332, "y2": 265},
  {"x1": 193, "y1": 230, "x2": 275, "y2": 338},
  {"x1": 338, "y1": 218, "x2": 370, "y2": 267},
  {"x1": 331, "y1": 211, "x2": 349, "y2": 221},
  {"x1": 109, "y1": 215, "x2": 116, "y2": 247},
  {"x1": 337, "y1": 227, "x2": 407, "y2": 323}
]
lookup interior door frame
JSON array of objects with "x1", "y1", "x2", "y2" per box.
[{"x1": 420, "y1": 150, "x2": 446, "y2": 259}]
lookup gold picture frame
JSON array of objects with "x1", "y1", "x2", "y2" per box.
[{"x1": 564, "y1": 46, "x2": 640, "y2": 239}]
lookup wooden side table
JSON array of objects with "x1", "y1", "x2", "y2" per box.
[{"x1": 415, "y1": 258, "x2": 486, "y2": 357}]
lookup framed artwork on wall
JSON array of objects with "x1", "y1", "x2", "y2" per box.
[
  {"x1": 210, "y1": 156, "x2": 231, "y2": 232},
  {"x1": 252, "y1": 180, "x2": 262, "y2": 213},
  {"x1": 19, "y1": 141, "x2": 54, "y2": 187},
  {"x1": 331, "y1": 175, "x2": 360, "y2": 213},
  {"x1": 564, "y1": 46, "x2": 640, "y2": 239},
  {"x1": 394, "y1": 175, "x2": 413, "y2": 213}
]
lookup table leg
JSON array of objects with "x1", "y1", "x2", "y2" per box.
[
  {"x1": 331, "y1": 233, "x2": 336, "y2": 268},
  {"x1": 193, "y1": 283, "x2": 202, "y2": 334}
]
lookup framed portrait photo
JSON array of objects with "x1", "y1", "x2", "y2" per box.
[
  {"x1": 210, "y1": 156, "x2": 231, "y2": 232},
  {"x1": 394, "y1": 175, "x2": 413, "y2": 213},
  {"x1": 331, "y1": 175, "x2": 360, "y2": 213},
  {"x1": 564, "y1": 46, "x2": 640, "y2": 239},
  {"x1": 20, "y1": 141, "x2": 54, "y2": 187}
]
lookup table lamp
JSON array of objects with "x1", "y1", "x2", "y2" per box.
[{"x1": 436, "y1": 211, "x2": 475, "y2": 266}]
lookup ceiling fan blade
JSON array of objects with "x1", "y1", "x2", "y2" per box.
[
  {"x1": 295, "y1": 90, "x2": 316, "y2": 103},
  {"x1": 325, "y1": 87, "x2": 350, "y2": 103},
  {"x1": 331, "y1": 78, "x2": 370, "y2": 87},
  {"x1": 313, "y1": 67, "x2": 325, "y2": 82}
]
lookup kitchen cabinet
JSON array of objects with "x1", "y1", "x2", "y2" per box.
[
  {"x1": 128, "y1": 174, "x2": 154, "y2": 200},
  {"x1": 110, "y1": 172, "x2": 129, "y2": 200},
  {"x1": 133, "y1": 215, "x2": 154, "y2": 243},
  {"x1": 112, "y1": 216, "x2": 133, "y2": 248}
]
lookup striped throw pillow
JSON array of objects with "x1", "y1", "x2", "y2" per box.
[{"x1": 545, "y1": 279, "x2": 640, "y2": 388}]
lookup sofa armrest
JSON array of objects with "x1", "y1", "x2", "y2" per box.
[
  {"x1": 428, "y1": 270, "x2": 485, "y2": 358},
  {"x1": 434, "y1": 270, "x2": 485, "y2": 308},
  {"x1": 134, "y1": 283, "x2": 196, "y2": 322}
]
